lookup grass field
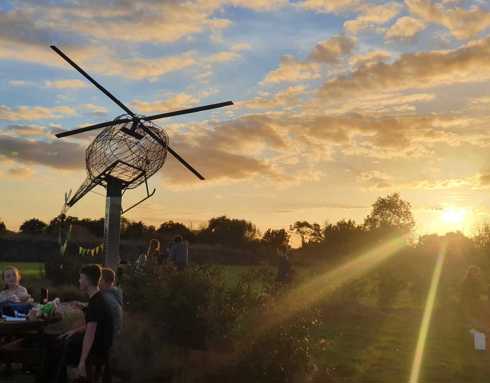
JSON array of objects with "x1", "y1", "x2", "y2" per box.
[{"x1": 0, "y1": 261, "x2": 45, "y2": 279}]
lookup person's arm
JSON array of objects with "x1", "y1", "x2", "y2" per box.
[
  {"x1": 77, "y1": 322, "x2": 97, "y2": 377},
  {"x1": 59, "y1": 324, "x2": 86, "y2": 339},
  {"x1": 17, "y1": 286, "x2": 33, "y2": 303}
]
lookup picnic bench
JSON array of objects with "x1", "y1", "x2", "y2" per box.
[{"x1": 0, "y1": 316, "x2": 61, "y2": 382}]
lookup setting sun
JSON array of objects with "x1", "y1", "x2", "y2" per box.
[{"x1": 441, "y1": 208, "x2": 466, "y2": 226}]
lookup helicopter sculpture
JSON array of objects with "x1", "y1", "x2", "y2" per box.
[{"x1": 50, "y1": 45, "x2": 233, "y2": 269}]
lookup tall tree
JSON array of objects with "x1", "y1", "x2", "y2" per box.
[
  {"x1": 290, "y1": 221, "x2": 323, "y2": 247},
  {"x1": 198, "y1": 216, "x2": 258, "y2": 246},
  {"x1": 363, "y1": 193, "x2": 415, "y2": 237},
  {"x1": 19, "y1": 218, "x2": 47, "y2": 235},
  {"x1": 262, "y1": 228, "x2": 290, "y2": 251},
  {"x1": 121, "y1": 220, "x2": 148, "y2": 239},
  {"x1": 158, "y1": 221, "x2": 194, "y2": 241},
  {"x1": 474, "y1": 222, "x2": 490, "y2": 250}
]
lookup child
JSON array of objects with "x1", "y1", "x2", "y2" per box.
[{"x1": 0, "y1": 266, "x2": 32, "y2": 304}]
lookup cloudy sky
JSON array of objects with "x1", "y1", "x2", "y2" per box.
[{"x1": 2, "y1": 0, "x2": 490, "y2": 236}]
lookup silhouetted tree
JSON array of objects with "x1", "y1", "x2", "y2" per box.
[
  {"x1": 318, "y1": 219, "x2": 365, "y2": 257},
  {"x1": 121, "y1": 219, "x2": 148, "y2": 239},
  {"x1": 262, "y1": 228, "x2": 290, "y2": 251},
  {"x1": 0, "y1": 220, "x2": 6, "y2": 234},
  {"x1": 289, "y1": 221, "x2": 322, "y2": 247},
  {"x1": 474, "y1": 223, "x2": 490, "y2": 250},
  {"x1": 158, "y1": 221, "x2": 194, "y2": 241},
  {"x1": 364, "y1": 193, "x2": 415, "y2": 238},
  {"x1": 19, "y1": 218, "x2": 47, "y2": 235},
  {"x1": 198, "y1": 216, "x2": 258, "y2": 246}
]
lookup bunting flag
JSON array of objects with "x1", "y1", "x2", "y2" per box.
[{"x1": 78, "y1": 243, "x2": 104, "y2": 257}]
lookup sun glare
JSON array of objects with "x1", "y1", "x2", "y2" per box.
[{"x1": 441, "y1": 208, "x2": 466, "y2": 226}]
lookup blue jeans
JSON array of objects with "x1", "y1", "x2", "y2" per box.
[{"x1": 0, "y1": 301, "x2": 33, "y2": 316}]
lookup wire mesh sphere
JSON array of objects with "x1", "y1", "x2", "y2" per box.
[{"x1": 85, "y1": 115, "x2": 168, "y2": 189}]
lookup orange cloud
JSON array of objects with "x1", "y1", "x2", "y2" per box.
[
  {"x1": 344, "y1": 3, "x2": 401, "y2": 34},
  {"x1": 262, "y1": 56, "x2": 320, "y2": 84},
  {"x1": 132, "y1": 93, "x2": 200, "y2": 114},
  {"x1": 0, "y1": 105, "x2": 76, "y2": 121},
  {"x1": 318, "y1": 36, "x2": 490, "y2": 100},
  {"x1": 385, "y1": 16, "x2": 426, "y2": 40},
  {"x1": 309, "y1": 36, "x2": 356, "y2": 63},
  {"x1": 240, "y1": 86, "x2": 306, "y2": 110},
  {"x1": 263, "y1": 35, "x2": 356, "y2": 84},
  {"x1": 406, "y1": 0, "x2": 490, "y2": 40},
  {"x1": 349, "y1": 50, "x2": 391, "y2": 69},
  {"x1": 299, "y1": 0, "x2": 361, "y2": 13}
]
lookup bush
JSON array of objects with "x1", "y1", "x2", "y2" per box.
[
  {"x1": 206, "y1": 299, "x2": 319, "y2": 383},
  {"x1": 122, "y1": 263, "x2": 269, "y2": 349},
  {"x1": 120, "y1": 261, "x2": 317, "y2": 382}
]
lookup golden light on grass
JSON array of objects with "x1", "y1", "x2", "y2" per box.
[
  {"x1": 262, "y1": 234, "x2": 409, "y2": 329},
  {"x1": 408, "y1": 243, "x2": 447, "y2": 383}
]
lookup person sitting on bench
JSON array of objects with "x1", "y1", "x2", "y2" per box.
[{"x1": 56, "y1": 264, "x2": 114, "y2": 382}]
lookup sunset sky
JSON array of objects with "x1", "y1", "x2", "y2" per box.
[{"x1": 2, "y1": 0, "x2": 490, "y2": 236}]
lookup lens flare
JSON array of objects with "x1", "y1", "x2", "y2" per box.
[
  {"x1": 262, "y1": 235, "x2": 409, "y2": 329},
  {"x1": 408, "y1": 243, "x2": 447, "y2": 383}
]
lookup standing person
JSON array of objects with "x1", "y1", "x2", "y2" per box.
[
  {"x1": 135, "y1": 238, "x2": 160, "y2": 269},
  {"x1": 276, "y1": 245, "x2": 292, "y2": 283},
  {"x1": 56, "y1": 264, "x2": 114, "y2": 382},
  {"x1": 100, "y1": 267, "x2": 123, "y2": 339},
  {"x1": 169, "y1": 235, "x2": 189, "y2": 271}
]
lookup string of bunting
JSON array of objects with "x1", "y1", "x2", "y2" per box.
[{"x1": 79, "y1": 243, "x2": 104, "y2": 257}]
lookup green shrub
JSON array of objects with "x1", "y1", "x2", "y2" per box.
[{"x1": 120, "y1": 262, "x2": 317, "y2": 382}]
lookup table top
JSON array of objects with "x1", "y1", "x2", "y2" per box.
[{"x1": 0, "y1": 316, "x2": 61, "y2": 334}]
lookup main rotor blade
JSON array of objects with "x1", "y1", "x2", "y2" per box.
[
  {"x1": 50, "y1": 45, "x2": 135, "y2": 117},
  {"x1": 55, "y1": 119, "x2": 132, "y2": 138},
  {"x1": 168, "y1": 146, "x2": 205, "y2": 180},
  {"x1": 139, "y1": 125, "x2": 205, "y2": 180},
  {"x1": 143, "y1": 101, "x2": 233, "y2": 121}
]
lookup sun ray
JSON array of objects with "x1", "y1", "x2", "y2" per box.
[
  {"x1": 408, "y1": 242, "x2": 447, "y2": 383},
  {"x1": 259, "y1": 234, "x2": 409, "y2": 331}
]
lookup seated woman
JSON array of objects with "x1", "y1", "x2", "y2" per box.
[{"x1": 0, "y1": 266, "x2": 33, "y2": 306}]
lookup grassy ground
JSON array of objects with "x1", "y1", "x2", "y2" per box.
[{"x1": 0, "y1": 262, "x2": 45, "y2": 280}]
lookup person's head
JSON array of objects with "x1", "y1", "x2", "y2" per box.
[
  {"x1": 147, "y1": 238, "x2": 160, "y2": 257},
  {"x1": 100, "y1": 267, "x2": 116, "y2": 290},
  {"x1": 174, "y1": 235, "x2": 183, "y2": 243},
  {"x1": 79, "y1": 264, "x2": 101, "y2": 292},
  {"x1": 3, "y1": 266, "x2": 20, "y2": 289}
]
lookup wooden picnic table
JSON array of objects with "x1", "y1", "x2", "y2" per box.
[
  {"x1": 0, "y1": 316, "x2": 63, "y2": 382},
  {"x1": 0, "y1": 316, "x2": 61, "y2": 336}
]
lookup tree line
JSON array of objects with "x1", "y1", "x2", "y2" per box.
[{"x1": 2, "y1": 193, "x2": 490, "y2": 258}]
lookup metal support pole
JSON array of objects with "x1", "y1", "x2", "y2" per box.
[{"x1": 104, "y1": 176, "x2": 122, "y2": 270}]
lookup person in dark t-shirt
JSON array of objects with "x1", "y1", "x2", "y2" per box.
[{"x1": 55, "y1": 264, "x2": 114, "y2": 382}]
